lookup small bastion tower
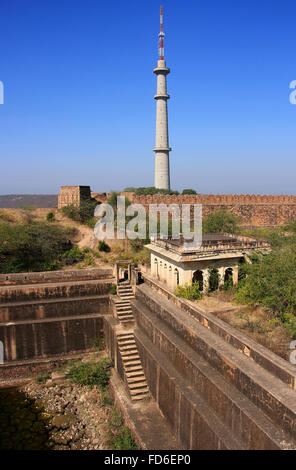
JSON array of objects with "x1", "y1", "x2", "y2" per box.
[{"x1": 153, "y1": 6, "x2": 171, "y2": 190}]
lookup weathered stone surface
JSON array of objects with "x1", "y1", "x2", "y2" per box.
[
  {"x1": 52, "y1": 414, "x2": 75, "y2": 430},
  {"x1": 126, "y1": 283, "x2": 296, "y2": 450},
  {"x1": 0, "y1": 269, "x2": 113, "y2": 364}
]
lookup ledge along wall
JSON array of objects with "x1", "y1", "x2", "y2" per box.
[
  {"x1": 0, "y1": 269, "x2": 114, "y2": 372},
  {"x1": 129, "y1": 274, "x2": 296, "y2": 450}
]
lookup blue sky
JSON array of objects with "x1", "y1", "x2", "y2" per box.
[{"x1": 0, "y1": 0, "x2": 295, "y2": 195}]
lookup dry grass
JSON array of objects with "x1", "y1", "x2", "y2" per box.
[{"x1": 193, "y1": 290, "x2": 292, "y2": 360}]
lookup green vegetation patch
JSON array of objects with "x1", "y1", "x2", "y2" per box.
[
  {"x1": 0, "y1": 222, "x2": 77, "y2": 273},
  {"x1": 174, "y1": 282, "x2": 202, "y2": 300},
  {"x1": 203, "y1": 209, "x2": 240, "y2": 234},
  {"x1": 61, "y1": 199, "x2": 98, "y2": 225},
  {"x1": 68, "y1": 358, "x2": 112, "y2": 389}
]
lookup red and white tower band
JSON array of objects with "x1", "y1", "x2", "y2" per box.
[{"x1": 153, "y1": 5, "x2": 171, "y2": 190}]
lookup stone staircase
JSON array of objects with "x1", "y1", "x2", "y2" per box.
[
  {"x1": 117, "y1": 283, "x2": 135, "y2": 300},
  {"x1": 114, "y1": 299, "x2": 134, "y2": 324},
  {"x1": 117, "y1": 332, "x2": 149, "y2": 401},
  {"x1": 114, "y1": 282, "x2": 135, "y2": 325},
  {"x1": 113, "y1": 282, "x2": 149, "y2": 401}
]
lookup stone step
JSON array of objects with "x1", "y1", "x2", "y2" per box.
[
  {"x1": 130, "y1": 387, "x2": 149, "y2": 396},
  {"x1": 123, "y1": 360, "x2": 141, "y2": 367},
  {"x1": 117, "y1": 315, "x2": 134, "y2": 321},
  {"x1": 124, "y1": 361, "x2": 142, "y2": 368},
  {"x1": 119, "y1": 319, "x2": 135, "y2": 325},
  {"x1": 117, "y1": 339, "x2": 136, "y2": 346},
  {"x1": 117, "y1": 333, "x2": 134, "y2": 339},
  {"x1": 117, "y1": 307, "x2": 132, "y2": 312},
  {"x1": 126, "y1": 369, "x2": 147, "y2": 384},
  {"x1": 122, "y1": 354, "x2": 140, "y2": 362},
  {"x1": 121, "y1": 353, "x2": 140, "y2": 361},
  {"x1": 118, "y1": 343, "x2": 137, "y2": 351},
  {"x1": 126, "y1": 370, "x2": 146, "y2": 378},
  {"x1": 131, "y1": 393, "x2": 150, "y2": 401},
  {"x1": 117, "y1": 309, "x2": 133, "y2": 314},
  {"x1": 128, "y1": 380, "x2": 148, "y2": 389}
]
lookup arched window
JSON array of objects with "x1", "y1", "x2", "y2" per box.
[
  {"x1": 224, "y1": 268, "x2": 233, "y2": 288},
  {"x1": 192, "y1": 270, "x2": 203, "y2": 291}
]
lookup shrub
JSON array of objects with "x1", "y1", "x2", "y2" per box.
[
  {"x1": 234, "y1": 246, "x2": 296, "y2": 317},
  {"x1": 282, "y1": 313, "x2": 296, "y2": 339},
  {"x1": 61, "y1": 204, "x2": 80, "y2": 221},
  {"x1": 124, "y1": 187, "x2": 179, "y2": 196},
  {"x1": 61, "y1": 199, "x2": 98, "y2": 225},
  {"x1": 0, "y1": 222, "x2": 74, "y2": 273},
  {"x1": 86, "y1": 217, "x2": 97, "y2": 228},
  {"x1": 208, "y1": 268, "x2": 220, "y2": 292},
  {"x1": 109, "y1": 424, "x2": 138, "y2": 450},
  {"x1": 203, "y1": 209, "x2": 240, "y2": 234},
  {"x1": 61, "y1": 246, "x2": 84, "y2": 265},
  {"x1": 182, "y1": 189, "x2": 197, "y2": 195},
  {"x1": 174, "y1": 282, "x2": 202, "y2": 300},
  {"x1": 98, "y1": 240, "x2": 110, "y2": 252},
  {"x1": 46, "y1": 211, "x2": 55, "y2": 222},
  {"x1": 131, "y1": 248, "x2": 150, "y2": 265},
  {"x1": 68, "y1": 358, "x2": 112, "y2": 389},
  {"x1": 130, "y1": 239, "x2": 145, "y2": 252},
  {"x1": 36, "y1": 372, "x2": 50, "y2": 384},
  {"x1": 109, "y1": 284, "x2": 117, "y2": 295},
  {"x1": 84, "y1": 253, "x2": 95, "y2": 266}
]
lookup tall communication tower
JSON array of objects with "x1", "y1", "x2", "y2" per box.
[{"x1": 153, "y1": 6, "x2": 171, "y2": 190}]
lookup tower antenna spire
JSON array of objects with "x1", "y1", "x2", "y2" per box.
[{"x1": 158, "y1": 5, "x2": 164, "y2": 60}]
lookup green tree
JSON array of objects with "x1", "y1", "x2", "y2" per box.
[
  {"x1": 203, "y1": 209, "x2": 240, "y2": 234},
  {"x1": 234, "y1": 247, "x2": 296, "y2": 317},
  {"x1": 182, "y1": 189, "x2": 197, "y2": 195},
  {"x1": 0, "y1": 223, "x2": 76, "y2": 273}
]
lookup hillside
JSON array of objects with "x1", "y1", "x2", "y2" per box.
[{"x1": 0, "y1": 194, "x2": 58, "y2": 208}]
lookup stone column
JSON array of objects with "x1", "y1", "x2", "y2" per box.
[
  {"x1": 218, "y1": 267, "x2": 225, "y2": 288},
  {"x1": 233, "y1": 266, "x2": 239, "y2": 285},
  {"x1": 202, "y1": 269, "x2": 210, "y2": 293}
]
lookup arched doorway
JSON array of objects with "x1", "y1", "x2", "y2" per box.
[
  {"x1": 174, "y1": 268, "x2": 179, "y2": 287},
  {"x1": 209, "y1": 268, "x2": 219, "y2": 292},
  {"x1": 163, "y1": 264, "x2": 167, "y2": 283},
  {"x1": 154, "y1": 258, "x2": 158, "y2": 279},
  {"x1": 192, "y1": 270, "x2": 203, "y2": 291},
  {"x1": 224, "y1": 268, "x2": 233, "y2": 288}
]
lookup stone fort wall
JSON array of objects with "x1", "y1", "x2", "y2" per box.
[
  {"x1": 129, "y1": 194, "x2": 296, "y2": 227},
  {"x1": 58, "y1": 186, "x2": 296, "y2": 227}
]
